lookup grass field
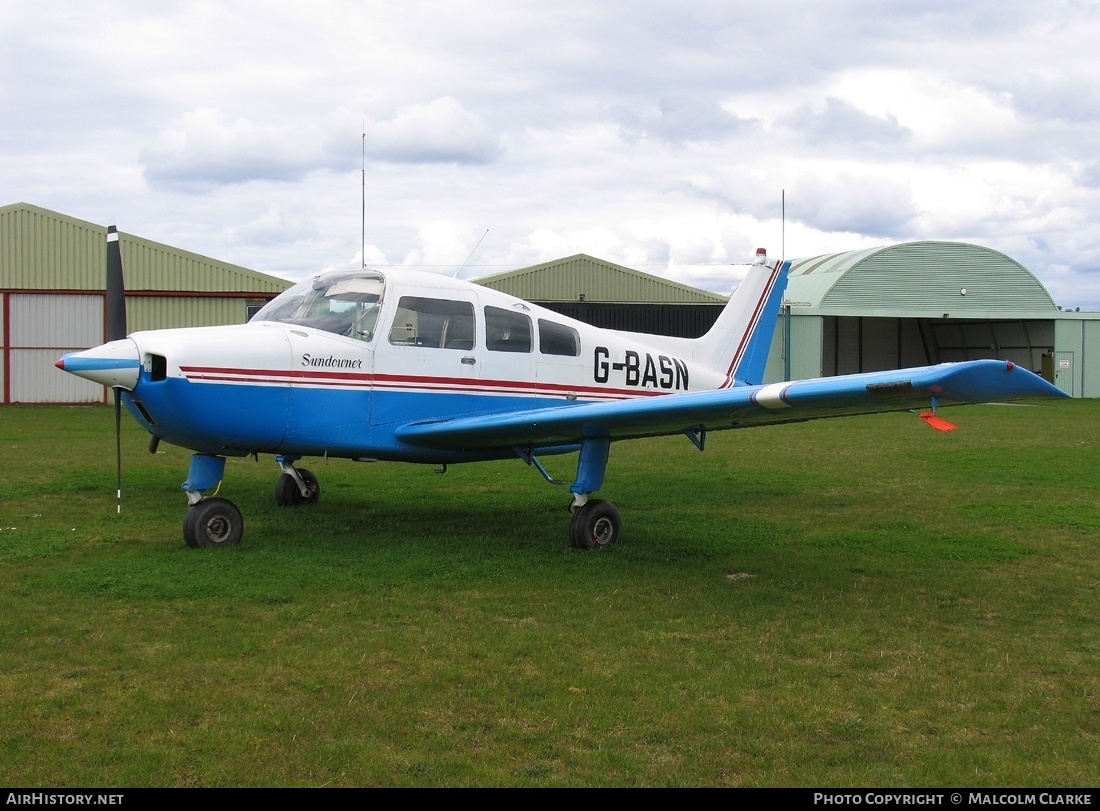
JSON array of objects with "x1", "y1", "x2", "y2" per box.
[{"x1": 0, "y1": 400, "x2": 1096, "y2": 787}]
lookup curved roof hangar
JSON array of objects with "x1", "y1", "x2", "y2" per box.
[{"x1": 786, "y1": 241, "x2": 1058, "y2": 318}]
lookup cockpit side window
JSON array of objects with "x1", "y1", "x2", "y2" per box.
[{"x1": 388, "y1": 297, "x2": 476, "y2": 350}]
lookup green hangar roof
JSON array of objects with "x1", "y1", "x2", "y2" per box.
[
  {"x1": 1, "y1": 202, "x2": 289, "y2": 294},
  {"x1": 476, "y1": 253, "x2": 728, "y2": 304},
  {"x1": 3, "y1": 203, "x2": 294, "y2": 404},
  {"x1": 786, "y1": 241, "x2": 1058, "y2": 318}
]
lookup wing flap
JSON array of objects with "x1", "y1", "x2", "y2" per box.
[{"x1": 394, "y1": 359, "x2": 1065, "y2": 451}]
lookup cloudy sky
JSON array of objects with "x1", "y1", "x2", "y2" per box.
[{"x1": 4, "y1": 1, "x2": 1100, "y2": 307}]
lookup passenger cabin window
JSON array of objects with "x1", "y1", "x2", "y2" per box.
[
  {"x1": 485, "y1": 306, "x2": 532, "y2": 353},
  {"x1": 538, "y1": 318, "x2": 580, "y2": 357},
  {"x1": 389, "y1": 297, "x2": 476, "y2": 350}
]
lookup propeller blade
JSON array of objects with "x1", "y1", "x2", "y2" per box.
[
  {"x1": 105, "y1": 222, "x2": 127, "y2": 342},
  {"x1": 107, "y1": 221, "x2": 128, "y2": 512}
]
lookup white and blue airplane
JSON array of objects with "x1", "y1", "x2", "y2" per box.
[{"x1": 56, "y1": 228, "x2": 1066, "y2": 549}]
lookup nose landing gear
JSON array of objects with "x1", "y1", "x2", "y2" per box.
[
  {"x1": 180, "y1": 453, "x2": 326, "y2": 548},
  {"x1": 184, "y1": 497, "x2": 244, "y2": 548},
  {"x1": 181, "y1": 454, "x2": 245, "y2": 548}
]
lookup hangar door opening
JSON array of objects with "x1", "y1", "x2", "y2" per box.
[{"x1": 821, "y1": 316, "x2": 1055, "y2": 378}]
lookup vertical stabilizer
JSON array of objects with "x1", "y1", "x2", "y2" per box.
[{"x1": 695, "y1": 254, "x2": 788, "y2": 387}]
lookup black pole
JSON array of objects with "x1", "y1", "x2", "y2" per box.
[{"x1": 115, "y1": 392, "x2": 123, "y2": 514}]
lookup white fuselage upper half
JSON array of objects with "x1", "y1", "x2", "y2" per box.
[{"x1": 60, "y1": 268, "x2": 744, "y2": 460}]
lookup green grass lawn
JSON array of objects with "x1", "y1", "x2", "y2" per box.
[{"x1": 0, "y1": 401, "x2": 1096, "y2": 787}]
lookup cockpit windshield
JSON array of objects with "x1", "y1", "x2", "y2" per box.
[{"x1": 252, "y1": 271, "x2": 386, "y2": 341}]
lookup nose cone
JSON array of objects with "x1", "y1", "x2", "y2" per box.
[{"x1": 56, "y1": 339, "x2": 140, "y2": 390}]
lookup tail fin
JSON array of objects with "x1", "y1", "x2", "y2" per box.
[{"x1": 696, "y1": 254, "x2": 788, "y2": 387}]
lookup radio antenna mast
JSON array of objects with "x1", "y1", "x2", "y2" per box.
[
  {"x1": 361, "y1": 126, "x2": 366, "y2": 268},
  {"x1": 454, "y1": 229, "x2": 489, "y2": 279}
]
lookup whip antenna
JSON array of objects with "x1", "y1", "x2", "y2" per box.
[
  {"x1": 454, "y1": 229, "x2": 488, "y2": 278},
  {"x1": 361, "y1": 126, "x2": 366, "y2": 268}
]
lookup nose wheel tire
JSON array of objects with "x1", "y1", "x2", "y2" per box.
[
  {"x1": 569, "y1": 499, "x2": 621, "y2": 550},
  {"x1": 275, "y1": 468, "x2": 320, "y2": 506},
  {"x1": 184, "y1": 497, "x2": 244, "y2": 548}
]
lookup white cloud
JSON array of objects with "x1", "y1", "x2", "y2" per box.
[
  {"x1": 832, "y1": 71, "x2": 1021, "y2": 154},
  {"x1": 222, "y1": 206, "x2": 320, "y2": 247},
  {"x1": 367, "y1": 97, "x2": 504, "y2": 165},
  {"x1": 778, "y1": 96, "x2": 913, "y2": 151},
  {"x1": 4, "y1": 0, "x2": 1100, "y2": 308},
  {"x1": 141, "y1": 108, "x2": 340, "y2": 191},
  {"x1": 792, "y1": 172, "x2": 918, "y2": 237},
  {"x1": 399, "y1": 223, "x2": 491, "y2": 273}
]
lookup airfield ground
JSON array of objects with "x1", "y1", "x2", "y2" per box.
[{"x1": 0, "y1": 401, "x2": 1096, "y2": 786}]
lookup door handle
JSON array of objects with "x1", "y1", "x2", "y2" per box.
[{"x1": 461, "y1": 356, "x2": 476, "y2": 365}]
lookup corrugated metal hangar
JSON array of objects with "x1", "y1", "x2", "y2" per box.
[
  {"x1": 478, "y1": 242, "x2": 1100, "y2": 397},
  {"x1": 761, "y1": 241, "x2": 1099, "y2": 398},
  {"x1": 476, "y1": 254, "x2": 728, "y2": 337},
  {"x1": 1, "y1": 203, "x2": 291, "y2": 404},
  {"x1": 6, "y1": 201, "x2": 1098, "y2": 403}
]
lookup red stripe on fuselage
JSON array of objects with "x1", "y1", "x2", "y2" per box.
[{"x1": 178, "y1": 365, "x2": 667, "y2": 401}]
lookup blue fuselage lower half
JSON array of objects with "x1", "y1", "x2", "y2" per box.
[{"x1": 122, "y1": 372, "x2": 581, "y2": 463}]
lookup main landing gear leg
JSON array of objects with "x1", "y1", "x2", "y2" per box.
[
  {"x1": 274, "y1": 455, "x2": 320, "y2": 506},
  {"x1": 568, "y1": 437, "x2": 621, "y2": 550},
  {"x1": 181, "y1": 453, "x2": 243, "y2": 548}
]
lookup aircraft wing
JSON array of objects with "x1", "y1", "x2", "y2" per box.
[{"x1": 394, "y1": 359, "x2": 1067, "y2": 451}]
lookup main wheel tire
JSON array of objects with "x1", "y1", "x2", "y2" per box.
[
  {"x1": 183, "y1": 497, "x2": 244, "y2": 548},
  {"x1": 569, "y1": 499, "x2": 621, "y2": 550},
  {"x1": 275, "y1": 468, "x2": 320, "y2": 506}
]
